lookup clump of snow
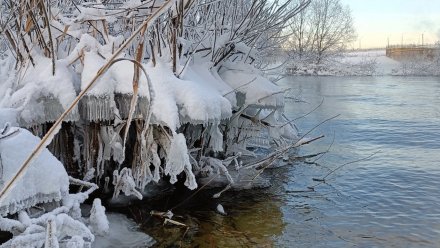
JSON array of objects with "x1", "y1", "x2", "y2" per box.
[
  {"x1": 164, "y1": 133, "x2": 197, "y2": 190},
  {"x1": 66, "y1": 236, "x2": 84, "y2": 248},
  {"x1": 182, "y1": 62, "x2": 237, "y2": 107},
  {"x1": 88, "y1": 199, "x2": 109, "y2": 236},
  {"x1": 1, "y1": 56, "x2": 78, "y2": 126},
  {"x1": 147, "y1": 60, "x2": 232, "y2": 127},
  {"x1": 0, "y1": 126, "x2": 69, "y2": 216},
  {"x1": 0, "y1": 108, "x2": 18, "y2": 127},
  {"x1": 81, "y1": 51, "x2": 151, "y2": 97},
  {"x1": 219, "y1": 62, "x2": 284, "y2": 109}
]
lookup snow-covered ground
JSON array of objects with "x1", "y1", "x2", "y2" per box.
[
  {"x1": 341, "y1": 50, "x2": 400, "y2": 75},
  {"x1": 286, "y1": 49, "x2": 440, "y2": 76}
]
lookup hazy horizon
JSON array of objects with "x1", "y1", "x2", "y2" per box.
[{"x1": 341, "y1": 0, "x2": 440, "y2": 49}]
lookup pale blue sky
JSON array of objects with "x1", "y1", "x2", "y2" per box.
[{"x1": 340, "y1": 0, "x2": 440, "y2": 48}]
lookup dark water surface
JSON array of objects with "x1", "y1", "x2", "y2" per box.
[{"x1": 141, "y1": 76, "x2": 440, "y2": 247}]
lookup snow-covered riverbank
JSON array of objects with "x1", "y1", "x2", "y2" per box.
[
  {"x1": 0, "y1": 0, "x2": 312, "y2": 246},
  {"x1": 286, "y1": 49, "x2": 440, "y2": 76}
]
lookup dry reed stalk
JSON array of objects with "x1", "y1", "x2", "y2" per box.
[
  {"x1": 122, "y1": 34, "x2": 145, "y2": 149},
  {"x1": 38, "y1": 0, "x2": 56, "y2": 75}
]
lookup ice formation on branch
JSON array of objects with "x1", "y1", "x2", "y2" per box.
[{"x1": 165, "y1": 133, "x2": 197, "y2": 190}]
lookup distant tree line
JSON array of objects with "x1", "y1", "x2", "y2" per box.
[{"x1": 285, "y1": 0, "x2": 356, "y2": 64}]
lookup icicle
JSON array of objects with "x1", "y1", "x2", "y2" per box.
[
  {"x1": 200, "y1": 157, "x2": 234, "y2": 185},
  {"x1": 104, "y1": 177, "x2": 110, "y2": 193},
  {"x1": 151, "y1": 141, "x2": 161, "y2": 183},
  {"x1": 73, "y1": 138, "x2": 81, "y2": 163},
  {"x1": 0, "y1": 153, "x2": 3, "y2": 187},
  {"x1": 133, "y1": 124, "x2": 153, "y2": 190},
  {"x1": 209, "y1": 122, "x2": 223, "y2": 152},
  {"x1": 79, "y1": 95, "x2": 114, "y2": 122},
  {"x1": 115, "y1": 94, "x2": 149, "y2": 120},
  {"x1": 184, "y1": 164, "x2": 197, "y2": 190},
  {"x1": 99, "y1": 126, "x2": 112, "y2": 161},
  {"x1": 88, "y1": 199, "x2": 109, "y2": 236},
  {"x1": 96, "y1": 129, "x2": 105, "y2": 180},
  {"x1": 109, "y1": 124, "x2": 125, "y2": 165},
  {"x1": 44, "y1": 217, "x2": 59, "y2": 248}
]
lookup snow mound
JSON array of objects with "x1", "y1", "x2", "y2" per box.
[
  {"x1": 182, "y1": 62, "x2": 237, "y2": 107},
  {"x1": 147, "y1": 60, "x2": 232, "y2": 127},
  {"x1": 219, "y1": 62, "x2": 284, "y2": 109},
  {"x1": 1, "y1": 56, "x2": 79, "y2": 126},
  {"x1": 0, "y1": 126, "x2": 69, "y2": 216}
]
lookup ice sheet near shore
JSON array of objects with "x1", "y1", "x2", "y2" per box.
[{"x1": 93, "y1": 213, "x2": 155, "y2": 248}]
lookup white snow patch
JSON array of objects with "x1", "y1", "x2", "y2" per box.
[
  {"x1": 0, "y1": 128, "x2": 69, "y2": 216},
  {"x1": 220, "y1": 62, "x2": 284, "y2": 109}
]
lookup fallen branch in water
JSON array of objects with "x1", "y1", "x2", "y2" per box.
[
  {"x1": 290, "y1": 151, "x2": 327, "y2": 161},
  {"x1": 245, "y1": 114, "x2": 340, "y2": 171},
  {"x1": 281, "y1": 98, "x2": 325, "y2": 128},
  {"x1": 312, "y1": 151, "x2": 380, "y2": 183},
  {"x1": 311, "y1": 130, "x2": 335, "y2": 163},
  {"x1": 164, "y1": 218, "x2": 187, "y2": 227},
  {"x1": 287, "y1": 151, "x2": 380, "y2": 193}
]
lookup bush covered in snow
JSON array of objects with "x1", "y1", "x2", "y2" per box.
[{"x1": 0, "y1": 0, "x2": 312, "y2": 246}]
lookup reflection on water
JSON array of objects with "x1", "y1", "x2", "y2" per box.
[
  {"x1": 277, "y1": 76, "x2": 440, "y2": 247},
  {"x1": 139, "y1": 76, "x2": 440, "y2": 247},
  {"x1": 133, "y1": 189, "x2": 284, "y2": 247},
  {"x1": 193, "y1": 193, "x2": 284, "y2": 247}
]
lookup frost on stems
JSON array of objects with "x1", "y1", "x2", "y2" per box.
[
  {"x1": 0, "y1": 174, "x2": 100, "y2": 248},
  {"x1": 112, "y1": 168, "x2": 143, "y2": 200},
  {"x1": 44, "y1": 217, "x2": 59, "y2": 248}
]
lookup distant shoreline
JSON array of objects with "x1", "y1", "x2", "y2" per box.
[{"x1": 285, "y1": 49, "x2": 440, "y2": 77}]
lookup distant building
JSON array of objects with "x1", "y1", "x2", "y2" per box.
[{"x1": 386, "y1": 45, "x2": 440, "y2": 61}]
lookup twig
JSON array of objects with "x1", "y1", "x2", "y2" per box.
[
  {"x1": 316, "y1": 151, "x2": 380, "y2": 182},
  {"x1": 311, "y1": 130, "x2": 335, "y2": 163},
  {"x1": 222, "y1": 77, "x2": 257, "y2": 97},
  {"x1": 281, "y1": 98, "x2": 324, "y2": 128}
]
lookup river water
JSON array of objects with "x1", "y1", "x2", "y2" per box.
[
  {"x1": 274, "y1": 76, "x2": 440, "y2": 247},
  {"x1": 134, "y1": 76, "x2": 440, "y2": 247}
]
